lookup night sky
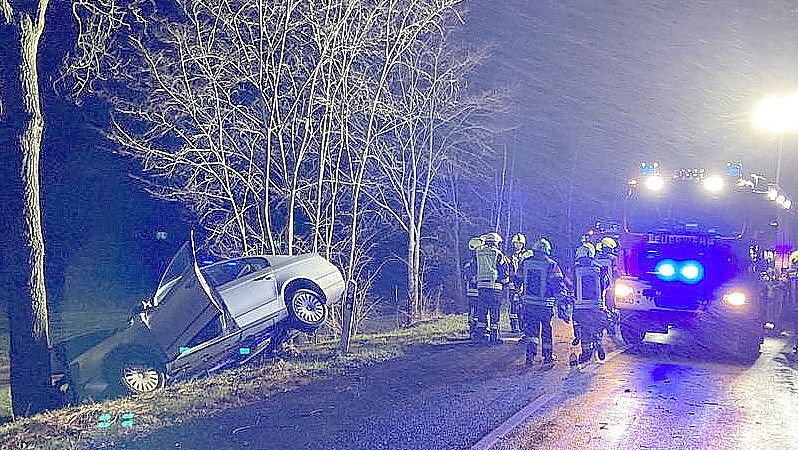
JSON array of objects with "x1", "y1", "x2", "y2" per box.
[{"x1": 3, "y1": 0, "x2": 798, "y2": 309}]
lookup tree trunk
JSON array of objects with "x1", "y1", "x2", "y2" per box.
[
  {"x1": 404, "y1": 226, "x2": 418, "y2": 326},
  {"x1": 450, "y1": 170, "x2": 464, "y2": 309},
  {"x1": 3, "y1": 3, "x2": 53, "y2": 417}
]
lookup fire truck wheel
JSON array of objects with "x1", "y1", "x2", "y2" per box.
[{"x1": 620, "y1": 322, "x2": 647, "y2": 345}]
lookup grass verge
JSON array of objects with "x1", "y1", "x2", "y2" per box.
[{"x1": 0, "y1": 314, "x2": 466, "y2": 450}]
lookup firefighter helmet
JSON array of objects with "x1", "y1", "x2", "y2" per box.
[
  {"x1": 468, "y1": 236, "x2": 484, "y2": 251},
  {"x1": 531, "y1": 238, "x2": 552, "y2": 256},
  {"x1": 576, "y1": 242, "x2": 596, "y2": 259},
  {"x1": 483, "y1": 232, "x2": 502, "y2": 245},
  {"x1": 511, "y1": 233, "x2": 526, "y2": 247}
]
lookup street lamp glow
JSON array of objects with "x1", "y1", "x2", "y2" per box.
[
  {"x1": 753, "y1": 93, "x2": 798, "y2": 133},
  {"x1": 777, "y1": 194, "x2": 786, "y2": 206},
  {"x1": 645, "y1": 175, "x2": 665, "y2": 191},
  {"x1": 784, "y1": 199, "x2": 792, "y2": 210},
  {"x1": 767, "y1": 187, "x2": 779, "y2": 201},
  {"x1": 702, "y1": 175, "x2": 724, "y2": 193}
]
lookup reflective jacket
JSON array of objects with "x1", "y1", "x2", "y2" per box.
[
  {"x1": 574, "y1": 262, "x2": 610, "y2": 309},
  {"x1": 516, "y1": 255, "x2": 565, "y2": 308},
  {"x1": 507, "y1": 249, "x2": 528, "y2": 292},
  {"x1": 475, "y1": 246, "x2": 509, "y2": 290}
]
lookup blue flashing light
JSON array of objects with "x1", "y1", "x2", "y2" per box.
[
  {"x1": 225, "y1": 261, "x2": 239, "y2": 266},
  {"x1": 640, "y1": 162, "x2": 659, "y2": 176},
  {"x1": 725, "y1": 163, "x2": 742, "y2": 177},
  {"x1": 679, "y1": 260, "x2": 704, "y2": 284},
  {"x1": 179, "y1": 347, "x2": 190, "y2": 354},
  {"x1": 98, "y1": 422, "x2": 112, "y2": 428},
  {"x1": 239, "y1": 347, "x2": 251, "y2": 355},
  {"x1": 121, "y1": 420, "x2": 134, "y2": 427},
  {"x1": 201, "y1": 259, "x2": 216, "y2": 265},
  {"x1": 655, "y1": 260, "x2": 677, "y2": 281},
  {"x1": 99, "y1": 414, "x2": 112, "y2": 422},
  {"x1": 121, "y1": 413, "x2": 135, "y2": 420}
]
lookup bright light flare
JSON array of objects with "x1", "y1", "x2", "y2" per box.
[
  {"x1": 702, "y1": 175, "x2": 725, "y2": 193},
  {"x1": 753, "y1": 93, "x2": 798, "y2": 133},
  {"x1": 655, "y1": 260, "x2": 677, "y2": 281},
  {"x1": 785, "y1": 199, "x2": 792, "y2": 210},
  {"x1": 723, "y1": 291, "x2": 747, "y2": 307},
  {"x1": 777, "y1": 195, "x2": 787, "y2": 206},
  {"x1": 679, "y1": 261, "x2": 704, "y2": 283},
  {"x1": 767, "y1": 188, "x2": 779, "y2": 201},
  {"x1": 614, "y1": 283, "x2": 634, "y2": 298},
  {"x1": 645, "y1": 175, "x2": 665, "y2": 191}
]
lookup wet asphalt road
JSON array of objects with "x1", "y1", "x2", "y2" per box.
[
  {"x1": 117, "y1": 325, "x2": 798, "y2": 450},
  {"x1": 490, "y1": 331, "x2": 798, "y2": 450}
]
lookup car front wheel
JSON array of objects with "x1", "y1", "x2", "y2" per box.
[
  {"x1": 110, "y1": 353, "x2": 167, "y2": 395},
  {"x1": 288, "y1": 288, "x2": 328, "y2": 332}
]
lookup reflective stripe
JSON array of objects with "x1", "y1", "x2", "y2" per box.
[{"x1": 476, "y1": 281, "x2": 503, "y2": 290}]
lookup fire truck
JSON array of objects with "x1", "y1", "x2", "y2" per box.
[{"x1": 611, "y1": 162, "x2": 792, "y2": 358}]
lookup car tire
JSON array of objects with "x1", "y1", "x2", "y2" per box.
[
  {"x1": 287, "y1": 288, "x2": 328, "y2": 332},
  {"x1": 107, "y1": 351, "x2": 167, "y2": 396},
  {"x1": 620, "y1": 321, "x2": 646, "y2": 345}
]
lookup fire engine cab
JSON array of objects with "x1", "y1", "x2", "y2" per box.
[{"x1": 612, "y1": 162, "x2": 791, "y2": 358}]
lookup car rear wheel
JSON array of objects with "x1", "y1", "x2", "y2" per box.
[{"x1": 288, "y1": 288, "x2": 328, "y2": 332}]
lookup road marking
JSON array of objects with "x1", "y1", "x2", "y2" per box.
[{"x1": 471, "y1": 344, "x2": 632, "y2": 450}]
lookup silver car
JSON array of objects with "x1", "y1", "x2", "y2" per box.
[{"x1": 59, "y1": 241, "x2": 344, "y2": 400}]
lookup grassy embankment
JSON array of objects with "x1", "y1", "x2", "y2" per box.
[{"x1": 0, "y1": 313, "x2": 466, "y2": 450}]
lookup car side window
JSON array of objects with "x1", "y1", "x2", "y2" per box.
[
  {"x1": 186, "y1": 314, "x2": 223, "y2": 348},
  {"x1": 202, "y1": 257, "x2": 270, "y2": 288}
]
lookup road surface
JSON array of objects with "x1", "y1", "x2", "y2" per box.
[{"x1": 117, "y1": 326, "x2": 798, "y2": 450}]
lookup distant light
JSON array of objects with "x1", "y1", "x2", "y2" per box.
[
  {"x1": 645, "y1": 175, "x2": 665, "y2": 191},
  {"x1": 785, "y1": 199, "x2": 792, "y2": 210},
  {"x1": 702, "y1": 175, "x2": 725, "y2": 193},
  {"x1": 777, "y1": 195, "x2": 786, "y2": 206},
  {"x1": 767, "y1": 188, "x2": 779, "y2": 201},
  {"x1": 764, "y1": 322, "x2": 775, "y2": 330},
  {"x1": 753, "y1": 93, "x2": 798, "y2": 133},
  {"x1": 723, "y1": 291, "x2": 746, "y2": 307},
  {"x1": 655, "y1": 260, "x2": 677, "y2": 281}
]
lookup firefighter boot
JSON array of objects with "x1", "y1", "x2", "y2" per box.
[
  {"x1": 596, "y1": 342, "x2": 606, "y2": 360},
  {"x1": 489, "y1": 329, "x2": 503, "y2": 345},
  {"x1": 542, "y1": 352, "x2": 556, "y2": 365}
]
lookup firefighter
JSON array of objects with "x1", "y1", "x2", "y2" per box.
[
  {"x1": 464, "y1": 236, "x2": 485, "y2": 339},
  {"x1": 570, "y1": 242, "x2": 611, "y2": 366},
  {"x1": 475, "y1": 232, "x2": 510, "y2": 345},
  {"x1": 596, "y1": 236, "x2": 620, "y2": 337},
  {"x1": 508, "y1": 233, "x2": 527, "y2": 334},
  {"x1": 517, "y1": 238, "x2": 566, "y2": 365}
]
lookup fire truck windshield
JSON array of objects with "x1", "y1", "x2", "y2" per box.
[{"x1": 625, "y1": 181, "x2": 751, "y2": 237}]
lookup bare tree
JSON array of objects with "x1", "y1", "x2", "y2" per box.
[{"x1": 0, "y1": 0, "x2": 53, "y2": 417}]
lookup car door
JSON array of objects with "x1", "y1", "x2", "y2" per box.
[
  {"x1": 144, "y1": 243, "x2": 230, "y2": 359},
  {"x1": 213, "y1": 258, "x2": 281, "y2": 329}
]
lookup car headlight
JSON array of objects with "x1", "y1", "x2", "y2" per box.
[
  {"x1": 723, "y1": 291, "x2": 746, "y2": 307},
  {"x1": 614, "y1": 282, "x2": 634, "y2": 298}
]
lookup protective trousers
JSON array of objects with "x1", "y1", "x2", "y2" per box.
[
  {"x1": 523, "y1": 304, "x2": 554, "y2": 359},
  {"x1": 509, "y1": 291, "x2": 522, "y2": 333},
  {"x1": 573, "y1": 309, "x2": 604, "y2": 362},
  {"x1": 478, "y1": 288, "x2": 502, "y2": 342},
  {"x1": 468, "y1": 295, "x2": 479, "y2": 338}
]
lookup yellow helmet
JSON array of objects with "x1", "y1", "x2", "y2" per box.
[
  {"x1": 576, "y1": 242, "x2": 596, "y2": 259},
  {"x1": 790, "y1": 250, "x2": 798, "y2": 266},
  {"x1": 531, "y1": 238, "x2": 552, "y2": 255},
  {"x1": 483, "y1": 232, "x2": 503, "y2": 245},
  {"x1": 468, "y1": 236, "x2": 485, "y2": 251},
  {"x1": 600, "y1": 237, "x2": 618, "y2": 249},
  {"x1": 511, "y1": 233, "x2": 526, "y2": 246}
]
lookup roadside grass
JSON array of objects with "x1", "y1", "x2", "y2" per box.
[{"x1": 0, "y1": 314, "x2": 467, "y2": 450}]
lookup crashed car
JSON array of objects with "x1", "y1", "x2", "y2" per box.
[{"x1": 58, "y1": 242, "x2": 344, "y2": 400}]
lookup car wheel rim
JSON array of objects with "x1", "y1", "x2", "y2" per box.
[
  {"x1": 293, "y1": 291, "x2": 325, "y2": 325},
  {"x1": 122, "y1": 365, "x2": 161, "y2": 393}
]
